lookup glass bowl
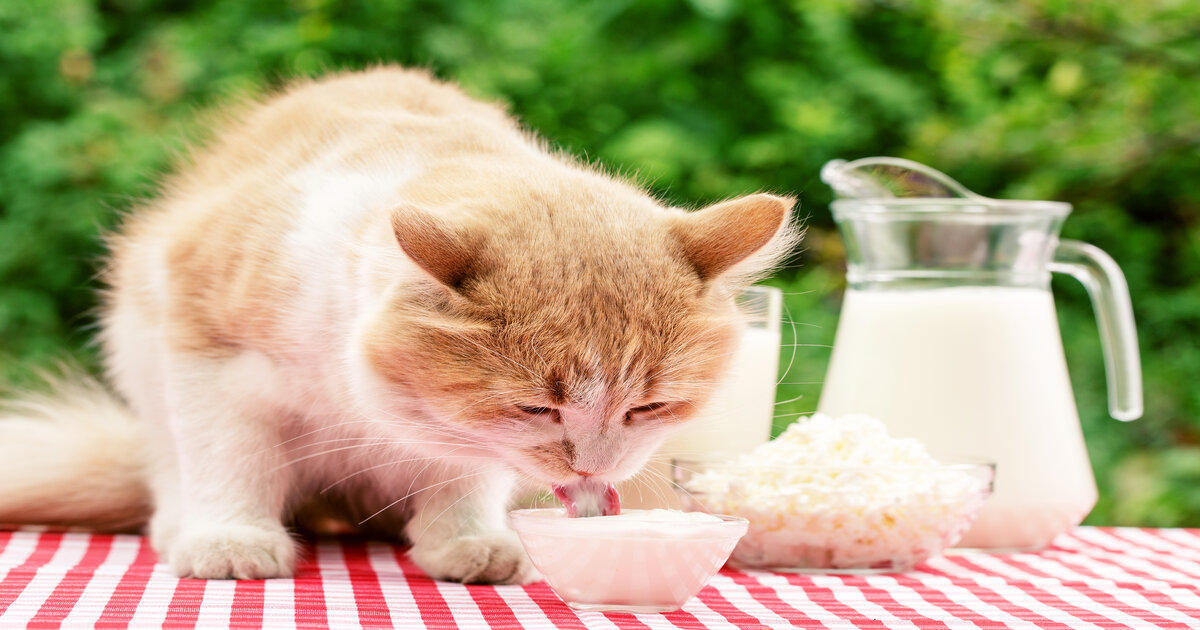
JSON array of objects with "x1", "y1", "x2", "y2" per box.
[
  {"x1": 508, "y1": 508, "x2": 748, "y2": 613},
  {"x1": 671, "y1": 457, "x2": 995, "y2": 574}
]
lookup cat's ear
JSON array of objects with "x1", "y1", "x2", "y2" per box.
[
  {"x1": 391, "y1": 206, "x2": 484, "y2": 290},
  {"x1": 671, "y1": 193, "x2": 796, "y2": 281}
]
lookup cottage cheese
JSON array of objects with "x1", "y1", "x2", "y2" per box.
[{"x1": 682, "y1": 414, "x2": 991, "y2": 571}]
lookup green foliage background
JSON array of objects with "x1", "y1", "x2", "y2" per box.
[{"x1": 1, "y1": 0, "x2": 1197, "y2": 525}]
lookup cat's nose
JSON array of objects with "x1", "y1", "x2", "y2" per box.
[{"x1": 570, "y1": 469, "x2": 593, "y2": 477}]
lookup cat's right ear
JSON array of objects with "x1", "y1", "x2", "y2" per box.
[
  {"x1": 391, "y1": 206, "x2": 484, "y2": 291},
  {"x1": 670, "y1": 193, "x2": 796, "y2": 282}
]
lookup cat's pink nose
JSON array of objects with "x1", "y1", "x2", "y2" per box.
[{"x1": 571, "y1": 469, "x2": 593, "y2": 477}]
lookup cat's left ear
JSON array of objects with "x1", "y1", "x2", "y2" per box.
[
  {"x1": 670, "y1": 193, "x2": 797, "y2": 282},
  {"x1": 391, "y1": 206, "x2": 484, "y2": 291}
]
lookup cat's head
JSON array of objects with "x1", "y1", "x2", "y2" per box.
[{"x1": 361, "y1": 180, "x2": 798, "y2": 487}]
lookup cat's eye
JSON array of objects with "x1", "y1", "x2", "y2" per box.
[
  {"x1": 516, "y1": 405, "x2": 561, "y2": 423},
  {"x1": 624, "y1": 402, "x2": 673, "y2": 424}
]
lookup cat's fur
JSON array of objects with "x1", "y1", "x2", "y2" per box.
[{"x1": 0, "y1": 67, "x2": 798, "y2": 584}]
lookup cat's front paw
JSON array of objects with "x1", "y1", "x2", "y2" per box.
[
  {"x1": 169, "y1": 522, "x2": 296, "y2": 579},
  {"x1": 411, "y1": 530, "x2": 539, "y2": 585}
]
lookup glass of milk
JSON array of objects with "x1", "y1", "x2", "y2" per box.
[
  {"x1": 620, "y1": 285, "x2": 783, "y2": 509},
  {"x1": 816, "y1": 157, "x2": 1143, "y2": 552}
]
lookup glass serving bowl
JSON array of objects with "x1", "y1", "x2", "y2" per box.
[
  {"x1": 671, "y1": 457, "x2": 995, "y2": 574},
  {"x1": 508, "y1": 508, "x2": 748, "y2": 613}
]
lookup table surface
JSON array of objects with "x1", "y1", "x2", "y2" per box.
[{"x1": 1, "y1": 527, "x2": 1197, "y2": 629}]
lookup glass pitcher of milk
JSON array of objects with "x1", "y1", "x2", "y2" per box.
[{"x1": 817, "y1": 157, "x2": 1142, "y2": 551}]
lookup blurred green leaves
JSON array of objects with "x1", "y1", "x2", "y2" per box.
[{"x1": 1, "y1": 0, "x2": 1197, "y2": 525}]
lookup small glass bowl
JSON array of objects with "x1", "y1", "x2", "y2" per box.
[
  {"x1": 509, "y1": 508, "x2": 748, "y2": 613},
  {"x1": 671, "y1": 457, "x2": 994, "y2": 574}
]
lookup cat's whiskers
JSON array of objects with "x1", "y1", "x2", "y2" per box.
[
  {"x1": 285, "y1": 436, "x2": 474, "y2": 452},
  {"x1": 273, "y1": 441, "x2": 392, "y2": 471},
  {"x1": 511, "y1": 412, "x2": 544, "y2": 435},
  {"x1": 263, "y1": 419, "x2": 386, "y2": 453},
  {"x1": 656, "y1": 458, "x2": 722, "y2": 508},
  {"x1": 400, "y1": 445, "x2": 473, "y2": 510},
  {"x1": 777, "y1": 300, "x2": 801, "y2": 386},
  {"x1": 404, "y1": 467, "x2": 498, "y2": 540},
  {"x1": 274, "y1": 437, "x2": 485, "y2": 471},
  {"x1": 358, "y1": 467, "x2": 483, "y2": 526},
  {"x1": 649, "y1": 403, "x2": 683, "y2": 425},
  {"x1": 625, "y1": 461, "x2": 670, "y2": 507},
  {"x1": 772, "y1": 409, "x2": 818, "y2": 420},
  {"x1": 644, "y1": 461, "x2": 689, "y2": 507},
  {"x1": 774, "y1": 392, "x2": 806, "y2": 407},
  {"x1": 322, "y1": 443, "x2": 483, "y2": 498},
  {"x1": 283, "y1": 436, "x2": 390, "y2": 451}
]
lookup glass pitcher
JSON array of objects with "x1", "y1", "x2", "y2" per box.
[{"x1": 817, "y1": 157, "x2": 1142, "y2": 551}]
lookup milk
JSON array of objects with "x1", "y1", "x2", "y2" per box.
[
  {"x1": 818, "y1": 287, "x2": 1097, "y2": 550},
  {"x1": 620, "y1": 325, "x2": 781, "y2": 509}
]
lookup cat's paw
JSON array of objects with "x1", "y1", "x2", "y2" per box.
[
  {"x1": 169, "y1": 522, "x2": 296, "y2": 579},
  {"x1": 411, "y1": 530, "x2": 539, "y2": 585}
]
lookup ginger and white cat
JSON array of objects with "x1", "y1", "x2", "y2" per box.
[{"x1": 0, "y1": 67, "x2": 798, "y2": 584}]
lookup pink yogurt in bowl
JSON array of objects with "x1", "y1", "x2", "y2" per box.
[{"x1": 509, "y1": 508, "x2": 748, "y2": 613}]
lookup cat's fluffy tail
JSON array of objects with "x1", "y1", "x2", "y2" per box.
[{"x1": 0, "y1": 373, "x2": 152, "y2": 531}]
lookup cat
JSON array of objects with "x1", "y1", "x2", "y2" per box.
[{"x1": 0, "y1": 66, "x2": 799, "y2": 584}]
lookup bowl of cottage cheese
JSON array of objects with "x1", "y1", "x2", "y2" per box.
[{"x1": 672, "y1": 413, "x2": 994, "y2": 573}]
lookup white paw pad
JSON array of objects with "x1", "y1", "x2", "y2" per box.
[
  {"x1": 412, "y1": 532, "x2": 538, "y2": 585},
  {"x1": 169, "y1": 523, "x2": 296, "y2": 579}
]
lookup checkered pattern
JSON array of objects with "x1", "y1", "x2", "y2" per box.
[{"x1": 1, "y1": 527, "x2": 1198, "y2": 628}]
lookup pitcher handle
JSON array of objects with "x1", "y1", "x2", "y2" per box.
[{"x1": 1049, "y1": 239, "x2": 1143, "y2": 421}]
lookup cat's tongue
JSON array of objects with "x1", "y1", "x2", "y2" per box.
[{"x1": 552, "y1": 478, "x2": 621, "y2": 517}]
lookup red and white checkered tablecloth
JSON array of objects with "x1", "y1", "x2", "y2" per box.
[{"x1": 1, "y1": 527, "x2": 1198, "y2": 629}]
